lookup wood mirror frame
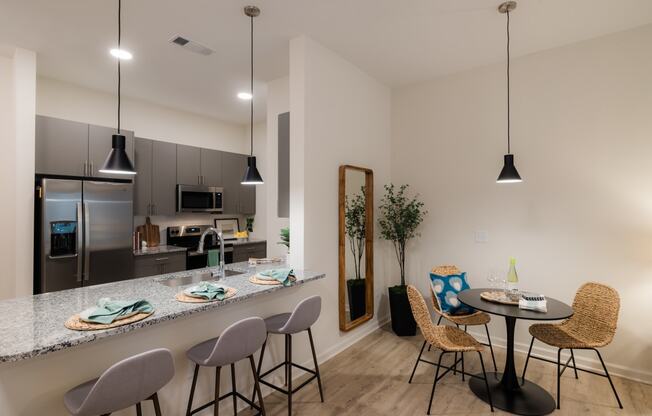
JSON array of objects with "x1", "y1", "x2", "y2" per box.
[{"x1": 339, "y1": 165, "x2": 374, "y2": 331}]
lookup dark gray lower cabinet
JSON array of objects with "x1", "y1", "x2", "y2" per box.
[
  {"x1": 232, "y1": 242, "x2": 266, "y2": 263},
  {"x1": 134, "y1": 252, "x2": 185, "y2": 277}
]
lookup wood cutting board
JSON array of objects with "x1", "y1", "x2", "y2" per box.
[{"x1": 136, "y1": 217, "x2": 160, "y2": 247}]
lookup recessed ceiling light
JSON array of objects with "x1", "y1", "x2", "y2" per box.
[
  {"x1": 110, "y1": 48, "x2": 133, "y2": 60},
  {"x1": 237, "y1": 92, "x2": 253, "y2": 100}
]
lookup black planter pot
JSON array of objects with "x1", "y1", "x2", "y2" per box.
[
  {"x1": 346, "y1": 278, "x2": 366, "y2": 321},
  {"x1": 388, "y1": 285, "x2": 417, "y2": 336}
]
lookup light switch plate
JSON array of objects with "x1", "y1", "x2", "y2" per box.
[{"x1": 474, "y1": 230, "x2": 489, "y2": 243}]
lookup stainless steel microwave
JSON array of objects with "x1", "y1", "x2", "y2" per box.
[{"x1": 176, "y1": 185, "x2": 223, "y2": 213}]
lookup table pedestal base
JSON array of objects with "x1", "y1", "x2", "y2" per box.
[{"x1": 469, "y1": 372, "x2": 555, "y2": 416}]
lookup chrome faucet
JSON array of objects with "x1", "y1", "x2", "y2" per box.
[{"x1": 197, "y1": 227, "x2": 225, "y2": 276}]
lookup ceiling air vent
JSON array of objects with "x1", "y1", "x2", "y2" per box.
[{"x1": 169, "y1": 35, "x2": 214, "y2": 56}]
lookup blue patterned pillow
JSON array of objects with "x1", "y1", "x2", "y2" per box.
[{"x1": 429, "y1": 272, "x2": 474, "y2": 315}]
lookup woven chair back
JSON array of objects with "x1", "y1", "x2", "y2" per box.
[{"x1": 566, "y1": 282, "x2": 620, "y2": 346}]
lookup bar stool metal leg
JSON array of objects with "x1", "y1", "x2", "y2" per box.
[
  {"x1": 187, "y1": 364, "x2": 200, "y2": 416},
  {"x1": 308, "y1": 328, "x2": 325, "y2": 402},
  {"x1": 287, "y1": 333, "x2": 293, "y2": 416},
  {"x1": 251, "y1": 338, "x2": 268, "y2": 406},
  {"x1": 215, "y1": 366, "x2": 222, "y2": 416},
  {"x1": 231, "y1": 363, "x2": 238, "y2": 415},
  {"x1": 594, "y1": 349, "x2": 623, "y2": 409},
  {"x1": 136, "y1": 402, "x2": 143, "y2": 416},
  {"x1": 250, "y1": 355, "x2": 266, "y2": 416},
  {"x1": 570, "y1": 349, "x2": 579, "y2": 379},
  {"x1": 151, "y1": 392, "x2": 162, "y2": 416}
]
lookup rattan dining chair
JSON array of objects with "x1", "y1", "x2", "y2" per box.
[
  {"x1": 413, "y1": 265, "x2": 497, "y2": 377},
  {"x1": 406, "y1": 285, "x2": 494, "y2": 414},
  {"x1": 521, "y1": 282, "x2": 623, "y2": 410}
]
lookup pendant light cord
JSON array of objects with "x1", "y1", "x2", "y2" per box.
[
  {"x1": 249, "y1": 13, "x2": 254, "y2": 156},
  {"x1": 117, "y1": 0, "x2": 122, "y2": 134},
  {"x1": 506, "y1": 8, "x2": 511, "y2": 154}
]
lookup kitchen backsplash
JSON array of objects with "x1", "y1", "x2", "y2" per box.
[{"x1": 134, "y1": 213, "x2": 261, "y2": 245}]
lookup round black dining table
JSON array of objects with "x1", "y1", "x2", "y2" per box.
[{"x1": 457, "y1": 289, "x2": 574, "y2": 416}]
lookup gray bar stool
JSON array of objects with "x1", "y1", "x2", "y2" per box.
[
  {"x1": 185, "y1": 316, "x2": 267, "y2": 416},
  {"x1": 252, "y1": 296, "x2": 324, "y2": 415},
  {"x1": 63, "y1": 348, "x2": 175, "y2": 416}
]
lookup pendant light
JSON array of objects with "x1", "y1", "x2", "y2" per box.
[
  {"x1": 241, "y1": 5, "x2": 264, "y2": 185},
  {"x1": 100, "y1": 0, "x2": 136, "y2": 175},
  {"x1": 496, "y1": 1, "x2": 522, "y2": 183}
]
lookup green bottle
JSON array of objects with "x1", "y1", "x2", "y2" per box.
[{"x1": 506, "y1": 257, "x2": 519, "y2": 293}]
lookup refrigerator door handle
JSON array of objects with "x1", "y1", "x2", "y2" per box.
[
  {"x1": 76, "y1": 202, "x2": 83, "y2": 282},
  {"x1": 83, "y1": 201, "x2": 91, "y2": 281}
]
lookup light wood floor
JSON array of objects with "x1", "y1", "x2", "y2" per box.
[{"x1": 240, "y1": 326, "x2": 652, "y2": 415}]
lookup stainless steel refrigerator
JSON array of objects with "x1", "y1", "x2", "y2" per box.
[{"x1": 35, "y1": 177, "x2": 134, "y2": 293}]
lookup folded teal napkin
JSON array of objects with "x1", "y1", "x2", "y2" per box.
[
  {"x1": 79, "y1": 298, "x2": 153, "y2": 324},
  {"x1": 258, "y1": 268, "x2": 294, "y2": 286},
  {"x1": 184, "y1": 282, "x2": 226, "y2": 300}
]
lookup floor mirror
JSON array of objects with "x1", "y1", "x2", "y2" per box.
[{"x1": 339, "y1": 165, "x2": 374, "y2": 331}]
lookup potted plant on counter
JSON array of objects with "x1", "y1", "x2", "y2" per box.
[
  {"x1": 345, "y1": 187, "x2": 367, "y2": 321},
  {"x1": 379, "y1": 184, "x2": 426, "y2": 336}
]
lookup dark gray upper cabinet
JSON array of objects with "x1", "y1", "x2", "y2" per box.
[
  {"x1": 222, "y1": 152, "x2": 243, "y2": 214},
  {"x1": 134, "y1": 138, "x2": 177, "y2": 216},
  {"x1": 88, "y1": 125, "x2": 135, "y2": 179},
  {"x1": 133, "y1": 138, "x2": 152, "y2": 216},
  {"x1": 200, "y1": 148, "x2": 223, "y2": 186},
  {"x1": 35, "y1": 116, "x2": 88, "y2": 176},
  {"x1": 151, "y1": 141, "x2": 177, "y2": 216},
  {"x1": 176, "y1": 145, "x2": 201, "y2": 185}
]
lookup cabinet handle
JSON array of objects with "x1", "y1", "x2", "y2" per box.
[
  {"x1": 83, "y1": 161, "x2": 87, "y2": 177},
  {"x1": 155, "y1": 257, "x2": 169, "y2": 261}
]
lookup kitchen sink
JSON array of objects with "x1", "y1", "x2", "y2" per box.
[{"x1": 157, "y1": 269, "x2": 244, "y2": 287}]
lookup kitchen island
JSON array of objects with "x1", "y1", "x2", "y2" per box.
[{"x1": 0, "y1": 262, "x2": 325, "y2": 415}]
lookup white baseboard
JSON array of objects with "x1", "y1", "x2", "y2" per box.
[{"x1": 467, "y1": 329, "x2": 652, "y2": 386}]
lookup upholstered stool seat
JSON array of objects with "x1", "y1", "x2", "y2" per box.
[
  {"x1": 185, "y1": 317, "x2": 267, "y2": 416},
  {"x1": 64, "y1": 348, "x2": 174, "y2": 416},
  {"x1": 264, "y1": 313, "x2": 292, "y2": 334}
]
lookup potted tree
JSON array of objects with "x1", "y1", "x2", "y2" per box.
[
  {"x1": 378, "y1": 184, "x2": 426, "y2": 336},
  {"x1": 345, "y1": 187, "x2": 367, "y2": 321}
]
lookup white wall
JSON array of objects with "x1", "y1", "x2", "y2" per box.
[
  {"x1": 391, "y1": 24, "x2": 652, "y2": 383},
  {"x1": 37, "y1": 77, "x2": 247, "y2": 153},
  {"x1": 0, "y1": 47, "x2": 36, "y2": 300},
  {"x1": 265, "y1": 77, "x2": 290, "y2": 258},
  {"x1": 290, "y1": 36, "x2": 394, "y2": 341}
]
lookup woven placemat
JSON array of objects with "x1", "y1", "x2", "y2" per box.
[
  {"x1": 175, "y1": 287, "x2": 237, "y2": 303},
  {"x1": 480, "y1": 291, "x2": 519, "y2": 305},
  {"x1": 64, "y1": 311, "x2": 154, "y2": 331},
  {"x1": 249, "y1": 274, "x2": 296, "y2": 286}
]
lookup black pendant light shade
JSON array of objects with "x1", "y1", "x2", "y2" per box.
[
  {"x1": 497, "y1": 154, "x2": 522, "y2": 183},
  {"x1": 496, "y1": 1, "x2": 522, "y2": 184},
  {"x1": 100, "y1": 0, "x2": 136, "y2": 176},
  {"x1": 242, "y1": 156, "x2": 264, "y2": 184},
  {"x1": 241, "y1": 6, "x2": 263, "y2": 185},
  {"x1": 99, "y1": 134, "x2": 136, "y2": 175}
]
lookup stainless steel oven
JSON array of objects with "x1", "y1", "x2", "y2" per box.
[{"x1": 176, "y1": 185, "x2": 223, "y2": 213}]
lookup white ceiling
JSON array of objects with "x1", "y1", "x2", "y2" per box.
[{"x1": 1, "y1": 0, "x2": 652, "y2": 124}]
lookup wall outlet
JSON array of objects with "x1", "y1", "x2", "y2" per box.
[{"x1": 474, "y1": 230, "x2": 489, "y2": 243}]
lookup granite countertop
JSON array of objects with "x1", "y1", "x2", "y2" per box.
[
  {"x1": 0, "y1": 262, "x2": 324, "y2": 363},
  {"x1": 133, "y1": 245, "x2": 187, "y2": 256}
]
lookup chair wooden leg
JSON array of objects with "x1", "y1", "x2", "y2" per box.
[
  {"x1": 230, "y1": 363, "x2": 237, "y2": 416},
  {"x1": 570, "y1": 349, "x2": 579, "y2": 379},
  {"x1": 308, "y1": 328, "x2": 325, "y2": 402},
  {"x1": 409, "y1": 340, "x2": 427, "y2": 384},
  {"x1": 136, "y1": 403, "x2": 143, "y2": 416},
  {"x1": 215, "y1": 366, "x2": 222, "y2": 416},
  {"x1": 287, "y1": 334, "x2": 293, "y2": 416},
  {"x1": 594, "y1": 349, "x2": 623, "y2": 409},
  {"x1": 427, "y1": 351, "x2": 445, "y2": 415},
  {"x1": 249, "y1": 355, "x2": 266, "y2": 416},
  {"x1": 478, "y1": 352, "x2": 494, "y2": 412},
  {"x1": 557, "y1": 348, "x2": 562, "y2": 410},
  {"x1": 152, "y1": 392, "x2": 162, "y2": 416},
  {"x1": 186, "y1": 364, "x2": 199, "y2": 416},
  {"x1": 484, "y1": 324, "x2": 498, "y2": 371},
  {"x1": 251, "y1": 337, "x2": 267, "y2": 406},
  {"x1": 522, "y1": 336, "x2": 535, "y2": 384}
]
